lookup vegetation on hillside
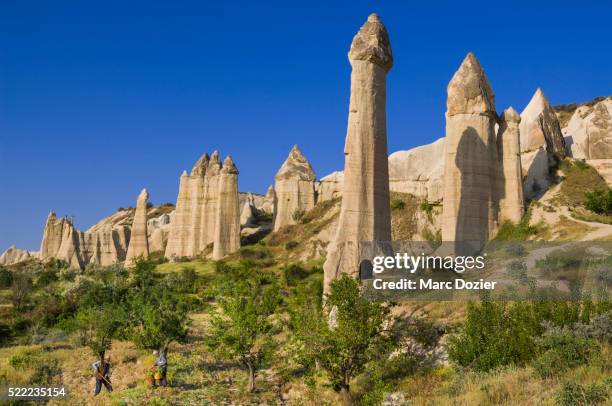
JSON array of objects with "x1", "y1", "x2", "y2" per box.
[{"x1": 0, "y1": 242, "x2": 610, "y2": 404}]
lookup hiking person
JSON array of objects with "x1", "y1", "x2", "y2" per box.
[
  {"x1": 152, "y1": 349, "x2": 168, "y2": 387},
  {"x1": 92, "y1": 355, "x2": 113, "y2": 395}
]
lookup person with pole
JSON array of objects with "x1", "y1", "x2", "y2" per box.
[{"x1": 92, "y1": 354, "x2": 113, "y2": 395}]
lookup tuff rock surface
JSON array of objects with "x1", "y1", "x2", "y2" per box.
[
  {"x1": 497, "y1": 107, "x2": 524, "y2": 223},
  {"x1": 441, "y1": 53, "x2": 499, "y2": 246},
  {"x1": 324, "y1": 13, "x2": 393, "y2": 293},
  {"x1": 213, "y1": 156, "x2": 241, "y2": 259},
  {"x1": 273, "y1": 145, "x2": 316, "y2": 231},
  {"x1": 125, "y1": 188, "x2": 150, "y2": 266}
]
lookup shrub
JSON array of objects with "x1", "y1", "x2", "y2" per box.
[
  {"x1": 282, "y1": 264, "x2": 311, "y2": 286},
  {"x1": 30, "y1": 360, "x2": 62, "y2": 385},
  {"x1": 557, "y1": 381, "x2": 609, "y2": 406},
  {"x1": 532, "y1": 324, "x2": 599, "y2": 378},
  {"x1": 285, "y1": 240, "x2": 299, "y2": 250},
  {"x1": 0, "y1": 267, "x2": 13, "y2": 287},
  {"x1": 573, "y1": 311, "x2": 612, "y2": 343},
  {"x1": 391, "y1": 198, "x2": 406, "y2": 210},
  {"x1": 292, "y1": 209, "x2": 306, "y2": 223},
  {"x1": 585, "y1": 188, "x2": 612, "y2": 215}
]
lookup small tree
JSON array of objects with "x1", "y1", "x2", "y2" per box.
[
  {"x1": 291, "y1": 275, "x2": 399, "y2": 406},
  {"x1": 126, "y1": 290, "x2": 189, "y2": 356},
  {"x1": 11, "y1": 273, "x2": 32, "y2": 310},
  {"x1": 206, "y1": 265, "x2": 281, "y2": 392},
  {"x1": 68, "y1": 304, "x2": 124, "y2": 362}
]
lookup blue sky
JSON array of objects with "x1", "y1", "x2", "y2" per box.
[{"x1": 1, "y1": 0, "x2": 611, "y2": 251}]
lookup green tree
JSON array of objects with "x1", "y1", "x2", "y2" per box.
[
  {"x1": 67, "y1": 304, "x2": 124, "y2": 362},
  {"x1": 11, "y1": 272, "x2": 32, "y2": 310},
  {"x1": 291, "y1": 275, "x2": 401, "y2": 406},
  {"x1": 125, "y1": 290, "x2": 189, "y2": 355},
  {"x1": 205, "y1": 264, "x2": 281, "y2": 392}
]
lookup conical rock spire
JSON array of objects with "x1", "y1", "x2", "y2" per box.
[{"x1": 447, "y1": 53, "x2": 495, "y2": 116}]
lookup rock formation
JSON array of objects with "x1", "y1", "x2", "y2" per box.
[
  {"x1": 40, "y1": 212, "x2": 69, "y2": 262},
  {"x1": 164, "y1": 170, "x2": 192, "y2": 258},
  {"x1": 563, "y1": 97, "x2": 612, "y2": 160},
  {"x1": 261, "y1": 186, "x2": 276, "y2": 214},
  {"x1": 0, "y1": 246, "x2": 32, "y2": 265},
  {"x1": 125, "y1": 188, "x2": 150, "y2": 265},
  {"x1": 213, "y1": 156, "x2": 241, "y2": 260},
  {"x1": 316, "y1": 171, "x2": 344, "y2": 202},
  {"x1": 441, "y1": 53, "x2": 498, "y2": 246},
  {"x1": 273, "y1": 145, "x2": 316, "y2": 231},
  {"x1": 165, "y1": 152, "x2": 222, "y2": 258},
  {"x1": 520, "y1": 88, "x2": 566, "y2": 160},
  {"x1": 323, "y1": 13, "x2": 393, "y2": 293},
  {"x1": 202, "y1": 152, "x2": 222, "y2": 251},
  {"x1": 165, "y1": 151, "x2": 245, "y2": 260},
  {"x1": 37, "y1": 202, "x2": 172, "y2": 268},
  {"x1": 389, "y1": 137, "x2": 445, "y2": 201},
  {"x1": 240, "y1": 193, "x2": 257, "y2": 226},
  {"x1": 497, "y1": 107, "x2": 524, "y2": 223}
]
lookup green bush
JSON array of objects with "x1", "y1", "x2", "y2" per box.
[
  {"x1": 0, "y1": 267, "x2": 13, "y2": 287},
  {"x1": 282, "y1": 264, "x2": 311, "y2": 286},
  {"x1": 557, "y1": 381, "x2": 609, "y2": 406},
  {"x1": 292, "y1": 209, "x2": 306, "y2": 223},
  {"x1": 532, "y1": 324, "x2": 599, "y2": 378},
  {"x1": 585, "y1": 188, "x2": 612, "y2": 215},
  {"x1": 391, "y1": 198, "x2": 406, "y2": 210},
  {"x1": 285, "y1": 240, "x2": 299, "y2": 250}
]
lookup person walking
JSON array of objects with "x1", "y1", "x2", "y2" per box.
[{"x1": 92, "y1": 355, "x2": 113, "y2": 396}]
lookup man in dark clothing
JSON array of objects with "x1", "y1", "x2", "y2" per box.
[
  {"x1": 152, "y1": 350, "x2": 168, "y2": 387},
  {"x1": 92, "y1": 356, "x2": 113, "y2": 395}
]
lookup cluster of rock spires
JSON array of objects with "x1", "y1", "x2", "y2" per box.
[
  {"x1": 3, "y1": 13, "x2": 611, "y2": 279},
  {"x1": 164, "y1": 151, "x2": 241, "y2": 260}
]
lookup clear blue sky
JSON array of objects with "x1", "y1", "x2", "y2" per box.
[{"x1": 1, "y1": 1, "x2": 611, "y2": 251}]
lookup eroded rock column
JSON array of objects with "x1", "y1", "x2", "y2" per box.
[
  {"x1": 273, "y1": 145, "x2": 316, "y2": 231},
  {"x1": 323, "y1": 13, "x2": 393, "y2": 294},
  {"x1": 441, "y1": 53, "x2": 498, "y2": 248},
  {"x1": 497, "y1": 107, "x2": 525, "y2": 223},
  {"x1": 213, "y1": 156, "x2": 240, "y2": 260},
  {"x1": 125, "y1": 188, "x2": 150, "y2": 265}
]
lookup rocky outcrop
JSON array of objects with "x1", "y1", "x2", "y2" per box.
[
  {"x1": 316, "y1": 171, "x2": 344, "y2": 202},
  {"x1": 165, "y1": 151, "x2": 245, "y2": 260},
  {"x1": 213, "y1": 156, "x2": 240, "y2": 260},
  {"x1": 563, "y1": 97, "x2": 612, "y2": 160},
  {"x1": 0, "y1": 246, "x2": 32, "y2": 265},
  {"x1": 125, "y1": 189, "x2": 150, "y2": 266},
  {"x1": 165, "y1": 152, "x2": 221, "y2": 258},
  {"x1": 441, "y1": 53, "x2": 498, "y2": 246},
  {"x1": 389, "y1": 137, "x2": 445, "y2": 201},
  {"x1": 40, "y1": 212, "x2": 69, "y2": 262},
  {"x1": 37, "y1": 202, "x2": 173, "y2": 268},
  {"x1": 273, "y1": 145, "x2": 316, "y2": 231},
  {"x1": 520, "y1": 88, "x2": 566, "y2": 159},
  {"x1": 497, "y1": 108, "x2": 524, "y2": 223},
  {"x1": 324, "y1": 13, "x2": 393, "y2": 293},
  {"x1": 261, "y1": 186, "x2": 276, "y2": 214},
  {"x1": 240, "y1": 193, "x2": 257, "y2": 226}
]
